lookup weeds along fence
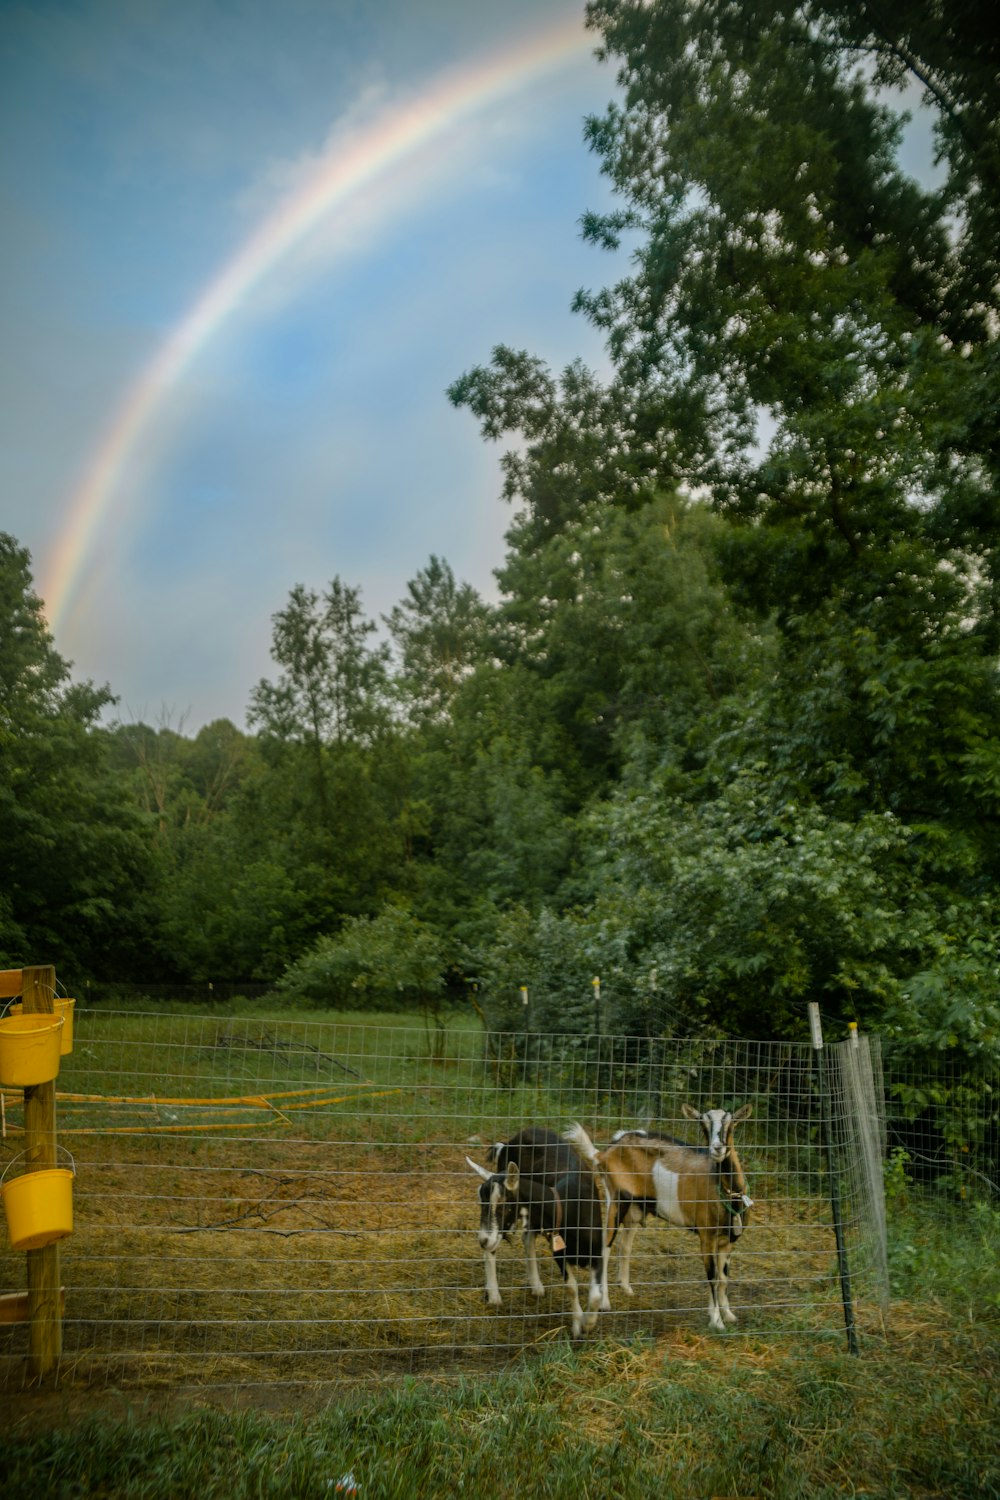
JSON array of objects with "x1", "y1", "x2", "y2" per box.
[{"x1": 0, "y1": 1006, "x2": 954, "y2": 1394}]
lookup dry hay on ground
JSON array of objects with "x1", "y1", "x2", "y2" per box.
[{"x1": 0, "y1": 1131, "x2": 861, "y2": 1395}]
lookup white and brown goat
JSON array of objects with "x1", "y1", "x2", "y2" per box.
[
  {"x1": 466, "y1": 1126, "x2": 610, "y2": 1337},
  {"x1": 566, "y1": 1104, "x2": 753, "y2": 1333}
]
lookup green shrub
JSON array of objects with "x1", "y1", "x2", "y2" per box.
[{"x1": 277, "y1": 905, "x2": 446, "y2": 1012}]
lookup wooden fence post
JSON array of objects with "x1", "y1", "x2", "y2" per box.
[{"x1": 21, "y1": 963, "x2": 62, "y2": 1378}]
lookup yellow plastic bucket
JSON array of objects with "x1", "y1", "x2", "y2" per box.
[
  {"x1": 7, "y1": 997, "x2": 75, "y2": 1055},
  {"x1": 0, "y1": 1150, "x2": 74, "y2": 1251},
  {"x1": 0, "y1": 1013, "x2": 64, "y2": 1087}
]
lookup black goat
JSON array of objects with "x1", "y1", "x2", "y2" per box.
[{"x1": 466, "y1": 1126, "x2": 610, "y2": 1336}]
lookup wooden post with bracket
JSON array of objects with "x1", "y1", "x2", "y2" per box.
[{"x1": 21, "y1": 964, "x2": 62, "y2": 1377}]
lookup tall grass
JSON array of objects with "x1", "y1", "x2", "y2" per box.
[{"x1": 3, "y1": 1199, "x2": 997, "y2": 1499}]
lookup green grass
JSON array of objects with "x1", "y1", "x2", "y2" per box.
[
  {"x1": 6, "y1": 1006, "x2": 996, "y2": 1494},
  {"x1": 2, "y1": 1202, "x2": 998, "y2": 1499},
  {"x1": 55, "y1": 1003, "x2": 499, "y2": 1143},
  {"x1": 55, "y1": 1002, "x2": 658, "y2": 1145}
]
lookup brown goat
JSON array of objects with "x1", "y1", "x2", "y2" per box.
[{"x1": 565, "y1": 1104, "x2": 753, "y2": 1332}]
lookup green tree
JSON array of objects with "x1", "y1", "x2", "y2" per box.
[
  {"x1": 449, "y1": 352, "x2": 764, "y2": 796},
  {"x1": 249, "y1": 578, "x2": 391, "y2": 749},
  {"x1": 277, "y1": 904, "x2": 446, "y2": 1013},
  {"x1": 471, "y1": 903, "x2": 614, "y2": 1036},
  {"x1": 588, "y1": 767, "x2": 919, "y2": 1037},
  {"x1": 579, "y1": 0, "x2": 1000, "y2": 608},
  {"x1": 0, "y1": 534, "x2": 154, "y2": 977},
  {"x1": 104, "y1": 715, "x2": 305, "y2": 981},
  {"x1": 403, "y1": 655, "x2": 579, "y2": 933},
  {"x1": 806, "y1": 1, "x2": 1000, "y2": 279},
  {"x1": 246, "y1": 578, "x2": 411, "y2": 945},
  {"x1": 384, "y1": 555, "x2": 490, "y2": 727},
  {"x1": 449, "y1": 0, "x2": 1000, "y2": 1065}
]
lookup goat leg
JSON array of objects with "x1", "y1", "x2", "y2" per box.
[
  {"x1": 483, "y1": 1248, "x2": 502, "y2": 1306},
  {"x1": 523, "y1": 1231, "x2": 546, "y2": 1298}
]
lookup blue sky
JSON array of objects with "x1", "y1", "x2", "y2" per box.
[{"x1": 1, "y1": 0, "x2": 624, "y2": 729}]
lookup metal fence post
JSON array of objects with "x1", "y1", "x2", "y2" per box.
[{"x1": 810, "y1": 1002, "x2": 859, "y2": 1355}]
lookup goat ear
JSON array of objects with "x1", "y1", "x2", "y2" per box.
[
  {"x1": 732, "y1": 1104, "x2": 753, "y2": 1123},
  {"x1": 466, "y1": 1156, "x2": 492, "y2": 1182},
  {"x1": 681, "y1": 1103, "x2": 700, "y2": 1121},
  {"x1": 505, "y1": 1162, "x2": 520, "y2": 1193}
]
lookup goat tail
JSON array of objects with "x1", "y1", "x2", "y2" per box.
[{"x1": 564, "y1": 1122, "x2": 600, "y2": 1168}]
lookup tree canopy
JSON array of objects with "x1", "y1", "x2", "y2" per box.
[{"x1": 5, "y1": 2, "x2": 998, "y2": 1110}]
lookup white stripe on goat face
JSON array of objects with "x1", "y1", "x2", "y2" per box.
[
  {"x1": 471, "y1": 1162, "x2": 519, "y2": 1253},
  {"x1": 480, "y1": 1177, "x2": 505, "y2": 1253},
  {"x1": 700, "y1": 1109, "x2": 733, "y2": 1162}
]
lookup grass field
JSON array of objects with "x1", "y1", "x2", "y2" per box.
[
  {"x1": 1, "y1": 1001, "x2": 997, "y2": 1495},
  {"x1": 1, "y1": 1202, "x2": 997, "y2": 1499}
]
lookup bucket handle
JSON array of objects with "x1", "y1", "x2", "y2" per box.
[
  {"x1": 0, "y1": 1010, "x2": 65, "y2": 1035},
  {"x1": 1, "y1": 1145, "x2": 75, "y2": 1188}
]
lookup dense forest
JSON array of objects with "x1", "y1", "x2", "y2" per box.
[{"x1": 2, "y1": 2, "x2": 998, "y2": 1082}]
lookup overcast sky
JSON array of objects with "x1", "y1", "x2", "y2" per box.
[{"x1": 1, "y1": 0, "x2": 624, "y2": 731}]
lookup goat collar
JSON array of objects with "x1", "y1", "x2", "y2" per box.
[
  {"x1": 719, "y1": 1187, "x2": 754, "y2": 1217},
  {"x1": 714, "y1": 1159, "x2": 753, "y2": 1216},
  {"x1": 547, "y1": 1184, "x2": 568, "y2": 1255}
]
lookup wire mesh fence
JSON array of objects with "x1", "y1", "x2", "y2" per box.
[
  {"x1": 881, "y1": 1049, "x2": 999, "y2": 1206},
  {"x1": 1, "y1": 1004, "x2": 980, "y2": 1394}
]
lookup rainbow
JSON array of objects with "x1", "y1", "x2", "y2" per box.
[{"x1": 43, "y1": 14, "x2": 595, "y2": 637}]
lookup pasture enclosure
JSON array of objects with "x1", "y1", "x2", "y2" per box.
[{"x1": 1, "y1": 1005, "x2": 899, "y2": 1394}]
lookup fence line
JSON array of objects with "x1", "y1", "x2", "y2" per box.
[
  {"x1": 0, "y1": 1007, "x2": 982, "y2": 1393},
  {"x1": 831, "y1": 1031, "x2": 889, "y2": 1307}
]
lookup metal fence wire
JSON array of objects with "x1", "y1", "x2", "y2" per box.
[{"x1": 0, "y1": 1007, "x2": 981, "y2": 1393}]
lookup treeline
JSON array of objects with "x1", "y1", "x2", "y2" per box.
[{"x1": 2, "y1": 2, "x2": 998, "y2": 1088}]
